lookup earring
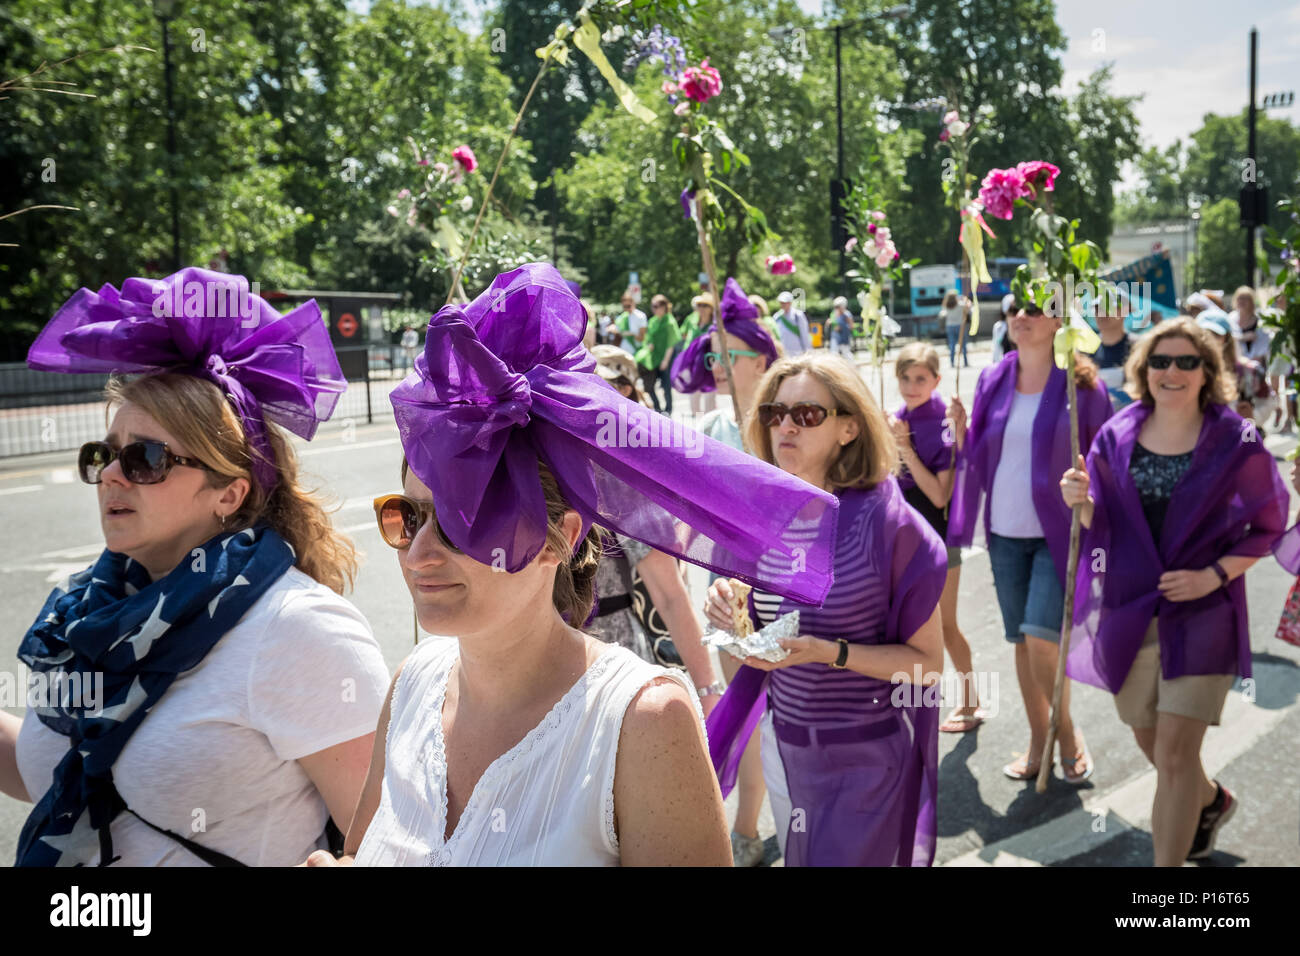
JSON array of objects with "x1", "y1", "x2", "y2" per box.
[{"x1": 219, "y1": 513, "x2": 227, "y2": 530}]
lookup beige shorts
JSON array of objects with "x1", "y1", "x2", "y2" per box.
[{"x1": 1114, "y1": 620, "x2": 1236, "y2": 728}]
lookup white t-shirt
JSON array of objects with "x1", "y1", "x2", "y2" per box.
[
  {"x1": 355, "y1": 638, "x2": 697, "y2": 866},
  {"x1": 16, "y1": 567, "x2": 390, "y2": 866},
  {"x1": 697, "y1": 408, "x2": 743, "y2": 451},
  {"x1": 775, "y1": 308, "x2": 811, "y2": 355},
  {"x1": 989, "y1": 390, "x2": 1046, "y2": 538},
  {"x1": 1228, "y1": 311, "x2": 1273, "y2": 365}
]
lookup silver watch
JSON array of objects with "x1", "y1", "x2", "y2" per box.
[{"x1": 696, "y1": 679, "x2": 726, "y2": 698}]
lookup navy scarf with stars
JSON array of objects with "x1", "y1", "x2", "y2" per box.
[{"x1": 14, "y1": 525, "x2": 294, "y2": 866}]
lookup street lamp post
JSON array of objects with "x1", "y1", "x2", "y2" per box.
[
  {"x1": 770, "y1": 4, "x2": 908, "y2": 297},
  {"x1": 153, "y1": 0, "x2": 181, "y2": 272}
]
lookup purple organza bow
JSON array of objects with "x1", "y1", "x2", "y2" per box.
[
  {"x1": 392, "y1": 263, "x2": 840, "y2": 606},
  {"x1": 27, "y1": 268, "x2": 346, "y2": 490}
]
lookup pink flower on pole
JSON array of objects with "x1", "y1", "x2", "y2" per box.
[
  {"x1": 845, "y1": 237, "x2": 858, "y2": 253},
  {"x1": 680, "y1": 59, "x2": 723, "y2": 103},
  {"x1": 875, "y1": 248, "x2": 894, "y2": 268},
  {"x1": 397, "y1": 188, "x2": 411, "y2": 200},
  {"x1": 766, "y1": 254, "x2": 796, "y2": 275},
  {"x1": 978, "y1": 166, "x2": 1031, "y2": 220},
  {"x1": 870, "y1": 210, "x2": 886, "y2": 221},
  {"x1": 867, "y1": 223, "x2": 878, "y2": 234},
  {"x1": 662, "y1": 80, "x2": 679, "y2": 96},
  {"x1": 673, "y1": 100, "x2": 691, "y2": 116},
  {"x1": 938, "y1": 128, "x2": 950, "y2": 143},
  {"x1": 943, "y1": 110, "x2": 961, "y2": 126},
  {"x1": 1016, "y1": 160, "x2": 1060, "y2": 194},
  {"x1": 452, "y1": 145, "x2": 478, "y2": 174}
]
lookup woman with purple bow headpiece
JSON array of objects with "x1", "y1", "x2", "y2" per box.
[
  {"x1": 3, "y1": 268, "x2": 390, "y2": 867},
  {"x1": 702, "y1": 352, "x2": 947, "y2": 866},
  {"x1": 314, "y1": 263, "x2": 839, "y2": 867},
  {"x1": 1060, "y1": 318, "x2": 1290, "y2": 864}
]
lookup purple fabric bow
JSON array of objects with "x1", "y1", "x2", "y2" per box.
[
  {"x1": 671, "y1": 277, "x2": 778, "y2": 393},
  {"x1": 27, "y1": 268, "x2": 346, "y2": 491},
  {"x1": 391, "y1": 262, "x2": 839, "y2": 606}
]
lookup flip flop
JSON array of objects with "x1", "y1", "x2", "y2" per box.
[
  {"x1": 939, "y1": 710, "x2": 985, "y2": 733},
  {"x1": 1061, "y1": 731, "x2": 1094, "y2": 785},
  {"x1": 1003, "y1": 752, "x2": 1055, "y2": 781}
]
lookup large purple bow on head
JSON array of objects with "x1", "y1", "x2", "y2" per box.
[
  {"x1": 672, "y1": 277, "x2": 778, "y2": 393},
  {"x1": 392, "y1": 262, "x2": 840, "y2": 606},
  {"x1": 27, "y1": 268, "x2": 346, "y2": 491}
]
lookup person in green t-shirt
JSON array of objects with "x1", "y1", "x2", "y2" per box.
[
  {"x1": 679, "y1": 292, "x2": 714, "y2": 347},
  {"x1": 635, "y1": 294, "x2": 682, "y2": 415}
]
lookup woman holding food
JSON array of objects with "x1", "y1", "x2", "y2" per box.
[{"x1": 703, "y1": 351, "x2": 947, "y2": 866}]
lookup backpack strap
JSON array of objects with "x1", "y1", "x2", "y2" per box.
[{"x1": 125, "y1": 808, "x2": 247, "y2": 867}]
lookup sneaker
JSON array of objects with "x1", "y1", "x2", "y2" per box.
[
  {"x1": 730, "y1": 830, "x2": 765, "y2": 867},
  {"x1": 1186, "y1": 781, "x2": 1236, "y2": 860}
]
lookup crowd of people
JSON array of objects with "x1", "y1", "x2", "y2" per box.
[{"x1": 0, "y1": 263, "x2": 1295, "y2": 869}]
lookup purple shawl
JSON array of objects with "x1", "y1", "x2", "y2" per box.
[
  {"x1": 391, "y1": 263, "x2": 839, "y2": 606},
  {"x1": 894, "y1": 394, "x2": 955, "y2": 492},
  {"x1": 947, "y1": 353, "x2": 1114, "y2": 586},
  {"x1": 1067, "y1": 402, "x2": 1290, "y2": 692},
  {"x1": 671, "y1": 277, "x2": 778, "y2": 393},
  {"x1": 1276, "y1": 521, "x2": 1300, "y2": 574},
  {"x1": 706, "y1": 480, "x2": 946, "y2": 822}
]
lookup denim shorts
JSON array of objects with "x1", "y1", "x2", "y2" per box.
[{"x1": 987, "y1": 533, "x2": 1065, "y2": 643}]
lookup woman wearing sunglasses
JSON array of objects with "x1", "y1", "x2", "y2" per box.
[
  {"x1": 313, "y1": 263, "x2": 840, "y2": 867},
  {"x1": 703, "y1": 352, "x2": 948, "y2": 866},
  {"x1": 671, "y1": 277, "x2": 781, "y2": 866},
  {"x1": 947, "y1": 303, "x2": 1113, "y2": 785},
  {"x1": 1060, "y1": 317, "x2": 1289, "y2": 865},
  {"x1": 3, "y1": 269, "x2": 390, "y2": 867}
]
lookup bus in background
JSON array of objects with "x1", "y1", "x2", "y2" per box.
[
  {"x1": 909, "y1": 264, "x2": 959, "y2": 317},
  {"x1": 958, "y1": 257, "x2": 1029, "y2": 300}
]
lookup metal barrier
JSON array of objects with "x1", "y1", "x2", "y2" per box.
[{"x1": 0, "y1": 344, "x2": 414, "y2": 461}]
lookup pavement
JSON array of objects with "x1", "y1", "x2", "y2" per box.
[{"x1": 0, "y1": 340, "x2": 1296, "y2": 867}]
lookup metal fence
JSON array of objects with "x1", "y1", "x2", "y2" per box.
[{"x1": 0, "y1": 344, "x2": 415, "y2": 461}]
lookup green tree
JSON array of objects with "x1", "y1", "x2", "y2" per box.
[{"x1": 1192, "y1": 196, "x2": 1258, "y2": 293}]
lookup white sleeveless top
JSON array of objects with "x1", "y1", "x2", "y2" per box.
[{"x1": 354, "y1": 637, "x2": 700, "y2": 867}]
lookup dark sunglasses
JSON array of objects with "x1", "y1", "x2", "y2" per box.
[
  {"x1": 78, "y1": 440, "x2": 212, "y2": 485},
  {"x1": 756, "y1": 402, "x2": 844, "y2": 428},
  {"x1": 372, "y1": 494, "x2": 463, "y2": 553},
  {"x1": 1147, "y1": 354, "x2": 1203, "y2": 371}
]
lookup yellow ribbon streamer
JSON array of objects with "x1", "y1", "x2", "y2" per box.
[
  {"x1": 571, "y1": 16, "x2": 657, "y2": 125},
  {"x1": 959, "y1": 211, "x2": 992, "y2": 336},
  {"x1": 1053, "y1": 317, "x2": 1102, "y2": 369}
]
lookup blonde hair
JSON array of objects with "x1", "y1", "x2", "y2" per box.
[
  {"x1": 895, "y1": 342, "x2": 941, "y2": 379},
  {"x1": 1124, "y1": 317, "x2": 1236, "y2": 410},
  {"x1": 1232, "y1": 285, "x2": 1256, "y2": 306},
  {"x1": 107, "y1": 373, "x2": 357, "y2": 593},
  {"x1": 399, "y1": 458, "x2": 603, "y2": 628},
  {"x1": 745, "y1": 352, "x2": 896, "y2": 490}
]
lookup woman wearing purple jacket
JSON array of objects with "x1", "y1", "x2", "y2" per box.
[
  {"x1": 948, "y1": 303, "x2": 1113, "y2": 784},
  {"x1": 1060, "y1": 318, "x2": 1289, "y2": 865}
]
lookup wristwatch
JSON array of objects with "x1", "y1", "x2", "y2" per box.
[
  {"x1": 830, "y1": 639, "x2": 849, "y2": 669},
  {"x1": 696, "y1": 680, "x2": 726, "y2": 699},
  {"x1": 1211, "y1": 561, "x2": 1229, "y2": 588}
]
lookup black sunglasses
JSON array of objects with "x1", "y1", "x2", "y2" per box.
[
  {"x1": 372, "y1": 494, "x2": 463, "y2": 553},
  {"x1": 78, "y1": 440, "x2": 212, "y2": 485},
  {"x1": 1147, "y1": 354, "x2": 1203, "y2": 371},
  {"x1": 756, "y1": 402, "x2": 844, "y2": 428}
]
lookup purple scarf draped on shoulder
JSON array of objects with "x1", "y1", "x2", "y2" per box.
[
  {"x1": 894, "y1": 394, "x2": 954, "y2": 491},
  {"x1": 947, "y1": 352, "x2": 1113, "y2": 587},
  {"x1": 1067, "y1": 402, "x2": 1290, "y2": 693},
  {"x1": 705, "y1": 482, "x2": 946, "y2": 845}
]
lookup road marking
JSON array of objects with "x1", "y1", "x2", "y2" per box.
[
  {"x1": 0, "y1": 485, "x2": 42, "y2": 496},
  {"x1": 299, "y1": 438, "x2": 399, "y2": 457},
  {"x1": 943, "y1": 659, "x2": 1297, "y2": 866}
]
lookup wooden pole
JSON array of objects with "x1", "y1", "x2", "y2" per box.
[
  {"x1": 445, "y1": 57, "x2": 552, "y2": 306},
  {"x1": 1036, "y1": 356, "x2": 1082, "y2": 792}
]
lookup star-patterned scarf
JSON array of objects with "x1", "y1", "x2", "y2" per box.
[{"x1": 14, "y1": 524, "x2": 295, "y2": 866}]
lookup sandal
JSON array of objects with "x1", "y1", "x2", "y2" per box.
[
  {"x1": 939, "y1": 708, "x2": 986, "y2": 733},
  {"x1": 1003, "y1": 752, "x2": 1054, "y2": 780},
  {"x1": 1061, "y1": 731, "x2": 1094, "y2": 785}
]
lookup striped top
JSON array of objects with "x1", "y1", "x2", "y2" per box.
[{"x1": 752, "y1": 482, "x2": 944, "y2": 727}]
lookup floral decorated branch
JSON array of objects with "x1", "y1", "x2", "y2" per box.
[
  {"x1": 980, "y1": 160, "x2": 1103, "y2": 793},
  {"x1": 388, "y1": 139, "x2": 481, "y2": 298},
  {"x1": 842, "y1": 173, "x2": 912, "y2": 405},
  {"x1": 1262, "y1": 197, "x2": 1300, "y2": 460}
]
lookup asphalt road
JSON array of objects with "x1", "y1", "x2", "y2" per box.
[{"x1": 1, "y1": 341, "x2": 1296, "y2": 867}]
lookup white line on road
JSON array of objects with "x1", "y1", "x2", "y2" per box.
[
  {"x1": 0, "y1": 485, "x2": 42, "y2": 496},
  {"x1": 944, "y1": 659, "x2": 1298, "y2": 866}
]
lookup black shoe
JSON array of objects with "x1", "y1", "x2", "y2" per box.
[{"x1": 1186, "y1": 781, "x2": 1236, "y2": 860}]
